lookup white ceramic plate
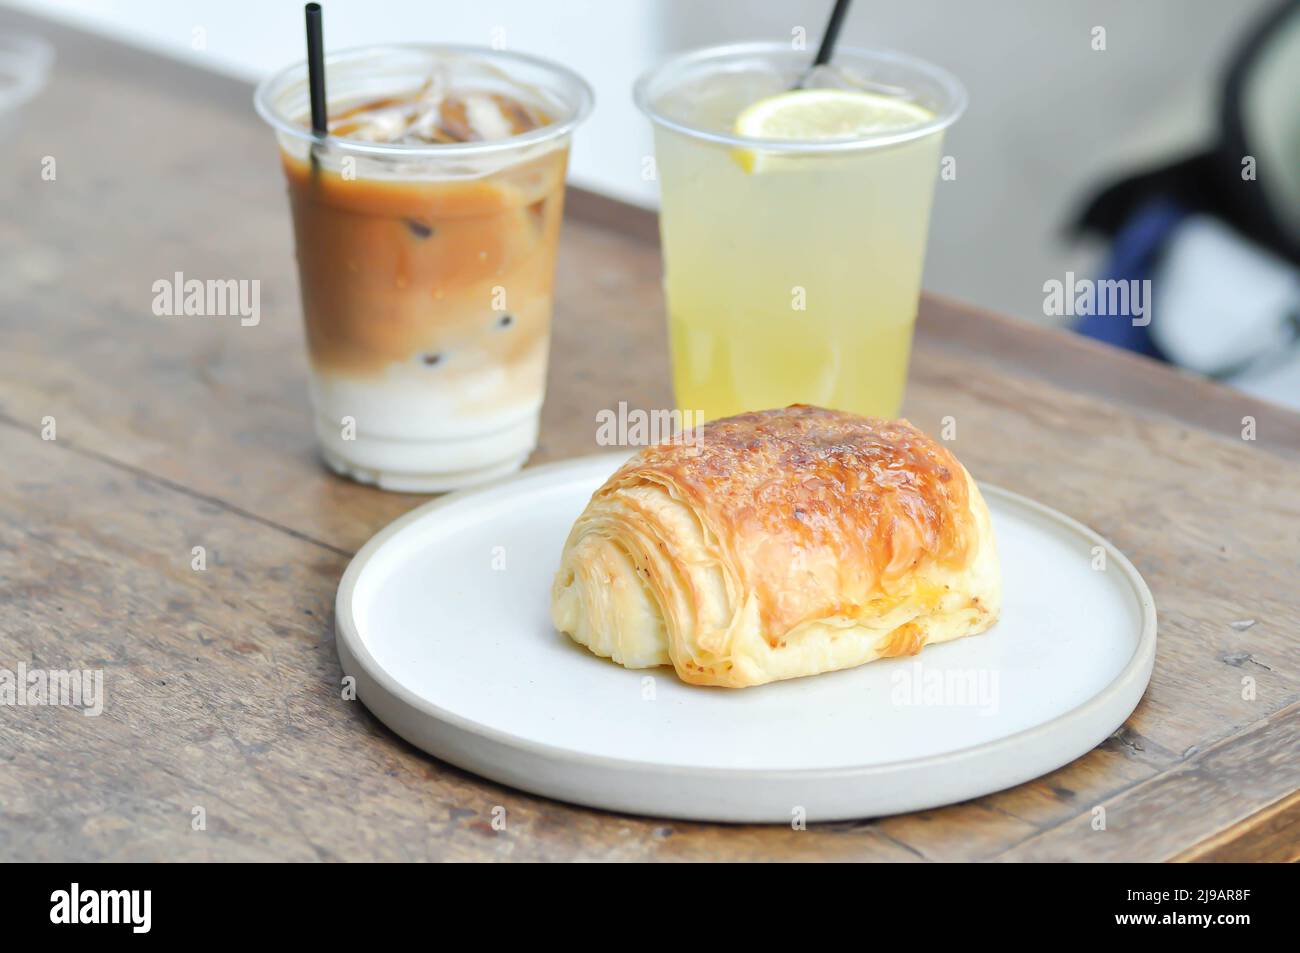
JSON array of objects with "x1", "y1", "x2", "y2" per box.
[{"x1": 336, "y1": 453, "x2": 1156, "y2": 823}]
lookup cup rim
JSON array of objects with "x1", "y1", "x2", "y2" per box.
[
  {"x1": 254, "y1": 42, "x2": 594, "y2": 158},
  {"x1": 633, "y1": 40, "x2": 967, "y2": 153}
]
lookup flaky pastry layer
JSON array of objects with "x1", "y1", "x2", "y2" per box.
[{"x1": 551, "y1": 406, "x2": 1000, "y2": 687}]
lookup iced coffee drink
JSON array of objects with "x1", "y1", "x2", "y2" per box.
[{"x1": 256, "y1": 46, "x2": 591, "y2": 491}]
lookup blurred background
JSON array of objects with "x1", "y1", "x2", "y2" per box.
[{"x1": 3, "y1": 0, "x2": 1298, "y2": 406}]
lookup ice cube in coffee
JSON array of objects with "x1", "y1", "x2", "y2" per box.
[{"x1": 255, "y1": 47, "x2": 592, "y2": 491}]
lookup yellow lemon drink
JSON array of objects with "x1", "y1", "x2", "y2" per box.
[{"x1": 635, "y1": 44, "x2": 966, "y2": 421}]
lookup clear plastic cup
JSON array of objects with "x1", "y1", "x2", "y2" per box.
[
  {"x1": 635, "y1": 43, "x2": 966, "y2": 421},
  {"x1": 256, "y1": 45, "x2": 592, "y2": 492}
]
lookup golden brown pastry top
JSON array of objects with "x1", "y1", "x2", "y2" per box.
[{"x1": 598, "y1": 405, "x2": 978, "y2": 641}]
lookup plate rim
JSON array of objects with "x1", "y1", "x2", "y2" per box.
[{"x1": 335, "y1": 451, "x2": 1157, "y2": 782}]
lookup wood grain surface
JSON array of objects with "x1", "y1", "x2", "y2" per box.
[{"x1": 0, "y1": 9, "x2": 1296, "y2": 862}]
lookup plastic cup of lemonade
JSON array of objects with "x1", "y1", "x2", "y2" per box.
[
  {"x1": 256, "y1": 45, "x2": 592, "y2": 492},
  {"x1": 635, "y1": 43, "x2": 966, "y2": 421}
]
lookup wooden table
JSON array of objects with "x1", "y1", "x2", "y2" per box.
[{"x1": 2, "y1": 10, "x2": 1297, "y2": 862}]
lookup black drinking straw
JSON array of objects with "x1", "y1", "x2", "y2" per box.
[
  {"x1": 796, "y1": 0, "x2": 853, "y2": 87},
  {"x1": 305, "y1": 2, "x2": 328, "y2": 163},
  {"x1": 813, "y1": 0, "x2": 853, "y2": 67}
]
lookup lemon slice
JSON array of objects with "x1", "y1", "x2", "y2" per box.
[{"x1": 731, "y1": 89, "x2": 932, "y2": 172}]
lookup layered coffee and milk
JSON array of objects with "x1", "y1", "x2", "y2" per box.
[{"x1": 257, "y1": 48, "x2": 590, "y2": 491}]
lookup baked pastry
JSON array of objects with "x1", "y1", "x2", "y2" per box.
[{"x1": 551, "y1": 405, "x2": 1000, "y2": 688}]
